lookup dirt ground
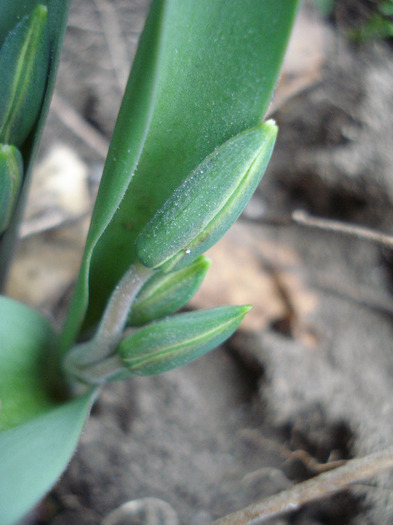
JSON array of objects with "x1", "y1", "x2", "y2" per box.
[{"x1": 9, "y1": 1, "x2": 393, "y2": 524}]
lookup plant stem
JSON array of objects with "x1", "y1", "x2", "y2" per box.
[
  {"x1": 65, "y1": 262, "x2": 154, "y2": 382},
  {"x1": 210, "y1": 446, "x2": 393, "y2": 525},
  {"x1": 69, "y1": 355, "x2": 125, "y2": 385}
]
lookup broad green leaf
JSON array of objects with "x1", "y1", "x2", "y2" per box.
[
  {"x1": 128, "y1": 255, "x2": 210, "y2": 326},
  {"x1": 0, "y1": 394, "x2": 93, "y2": 525},
  {"x1": 0, "y1": 0, "x2": 72, "y2": 286},
  {"x1": 59, "y1": 1, "x2": 168, "y2": 354},
  {"x1": 119, "y1": 305, "x2": 251, "y2": 376},
  {"x1": 61, "y1": 0, "x2": 300, "y2": 351},
  {"x1": 0, "y1": 295, "x2": 95, "y2": 524},
  {"x1": 0, "y1": 295, "x2": 59, "y2": 431}
]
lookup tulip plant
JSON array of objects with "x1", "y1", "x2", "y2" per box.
[{"x1": 0, "y1": 1, "x2": 299, "y2": 523}]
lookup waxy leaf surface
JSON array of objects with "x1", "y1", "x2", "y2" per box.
[
  {"x1": 61, "y1": 0, "x2": 300, "y2": 350},
  {"x1": 0, "y1": 296, "x2": 94, "y2": 525}
]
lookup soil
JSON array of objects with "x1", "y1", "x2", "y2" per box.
[{"x1": 10, "y1": 0, "x2": 393, "y2": 524}]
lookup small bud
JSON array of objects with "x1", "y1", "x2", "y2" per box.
[
  {"x1": 0, "y1": 5, "x2": 50, "y2": 146},
  {"x1": 136, "y1": 120, "x2": 277, "y2": 272},
  {"x1": 128, "y1": 256, "x2": 211, "y2": 326},
  {"x1": 0, "y1": 144, "x2": 23, "y2": 233},
  {"x1": 118, "y1": 305, "x2": 251, "y2": 376}
]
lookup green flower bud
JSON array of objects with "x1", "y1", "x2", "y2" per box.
[
  {"x1": 119, "y1": 305, "x2": 251, "y2": 376},
  {"x1": 136, "y1": 120, "x2": 277, "y2": 272},
  {"x1": 0, "y1": 144, "x2": 23, "y2": 234},
  {"x1": 128, "y1": 255, "x2": 211, "y2": 326},
  {"x1": 0, "y1": 5, "x2": 50, "y2": 146}
]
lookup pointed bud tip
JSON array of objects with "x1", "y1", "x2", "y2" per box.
[
  {"x1": 260, "y1": 118, "x2": 278, "y2": 138},
  {"x1": 0, "y1": 144, "x2": 13, "y2": 156},
  {"x1": 196, "y1": 255, "x2": 211, "y2": 269},
  {"x1": 34, "y1": 4, "x2": 48, "y2": 17},
  {"x1": 239, "y1": 305, "x2": 253, "y2": 316}
]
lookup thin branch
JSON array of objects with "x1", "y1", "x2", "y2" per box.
[
  {"x1": 259, "y1": 210, "x2": 393, "y2": 250},
  {"x1": 211, "y1": 446, "x2": 393, "y2": 525},
  {"x1": 19, "y1": 209, "x2": 90, "y2": 238},
  {"x1": 51, "y1": 92, "x2": 109, "y2": 158},
  {"x1": 240, "y1": 429, "x2": 346, "y2": 476},
  {"x1": 92, "y1": 0, "x2": 130, "y2": 91},
  {"x1": 65, "y1": 263, "x2": 154, "y2": 384}
]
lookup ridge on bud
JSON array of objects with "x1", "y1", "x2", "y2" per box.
[
  {"x1": 0, "y1": 5, "x2": 50, "y2": 147},
  {"x1": 118, "y1": 305, "x2": 251, "y2": 376},
  {"x1": 0, "y1": 144, "x2": 23, "y2": 234},
  {"x1": 136, "y1": 120, "x2": 278, "y2": 272}
]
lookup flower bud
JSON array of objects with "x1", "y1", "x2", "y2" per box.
[
  {"x1": 118, "y1": 305, "x2": 251, "y2": 376},
  {"x1": 128, "y1": 256, "x2": 210, "y2": 326},
  {"x1": 0, "y1": 5, "x2": 50, "y2": 146},
  {"x1": 0, "y1": 144, "x2": 23, "y2": 234},
  {"x1": 136, "y1": 120, "x2": 277, "y2": 272}
]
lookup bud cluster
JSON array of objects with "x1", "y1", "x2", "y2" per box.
[{"x1": 0, "y1": 5, "x2": 49, "y2": 233}]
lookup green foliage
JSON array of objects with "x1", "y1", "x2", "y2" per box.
[
  {"x1": 60, "y1": 0, "x2": 300, "y2": 345},
  {"x1": 0, "y1": 296, "x2": 95, "y2": 525},
  {"x1": 0, "y1": 394, "x2": 94, "y2": 525},
  {"x1": 0, "y1": 0, "x2": 300, "y2": 522},
  {"x1": 0, "y1": 296, "x2": 58, "y2": 431},
  {"x1": 349, "y1": 1, "x2": 393, "y2": 41}
]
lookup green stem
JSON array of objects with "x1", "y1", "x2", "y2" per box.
[
  {"x1": 65, "y1": 262, "x2": 154, "y2": 382},
  {"x1": 69, "y1": 355, "x2": 125, "y2": 385}
]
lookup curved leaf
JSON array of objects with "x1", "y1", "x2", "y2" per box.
[
  {"x1": 60, "y1": 0, "x2": 168, "y2": 354},
  {"x1": 0, "y1": 295, "x2": 58, "y2": 430},
  {"x1": 0, "y1": 295, "x2": 95, "y2": 524},
  {"x1": 0, "y1": 394, "x2": 93, "y2": 525}
]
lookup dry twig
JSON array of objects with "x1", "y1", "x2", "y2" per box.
[
  {"x1": 51, "y1": 93, "x2": 109, "y2": 158},
  {"x1": 211, "y1": 447, "x2": 393, "y2": 525},
  {"x1": 260, "y1": 210, "x2": 393, "y2": 250},
  {"x1": 92, "y1": 0, "x2": 130, "y2": 91}
]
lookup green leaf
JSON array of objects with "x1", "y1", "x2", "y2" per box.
[
  {"x1": 0, "y1": 295, "x2": 58, "y2": 431},
  {"x1": 0, "y1": 394, "x2": 93, "y2": 525},
  {"x1": 128, "y1": 255, "x2": 210, "y2": 326},
  {"x1": 119, "y1": 305, "x2": 251, "y2": 376},
  {"x1": 0, "y1": 0, "x2": 72, "y2": 286},
  {"x1": 0, "y1": 295, "x2": 95, "y2": 524},
  {"x1": 59, "y1": 1, "x2": 168, "y2": 354},
  {"x1": 0, "y1": 144, "x2": 23, "y2": 234},
  {"x1": 61, "y1": 0, "x2": 300, "y2": 350},
  {"x1": 0, "y1": 4, "x2": 50, "y2": 147},
  {"x1": 136, "y1": 121, "x2": 277, "y2": 271},
  {"x1": 380, "y1": 1, "x2": 393, "y2": 17}
]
